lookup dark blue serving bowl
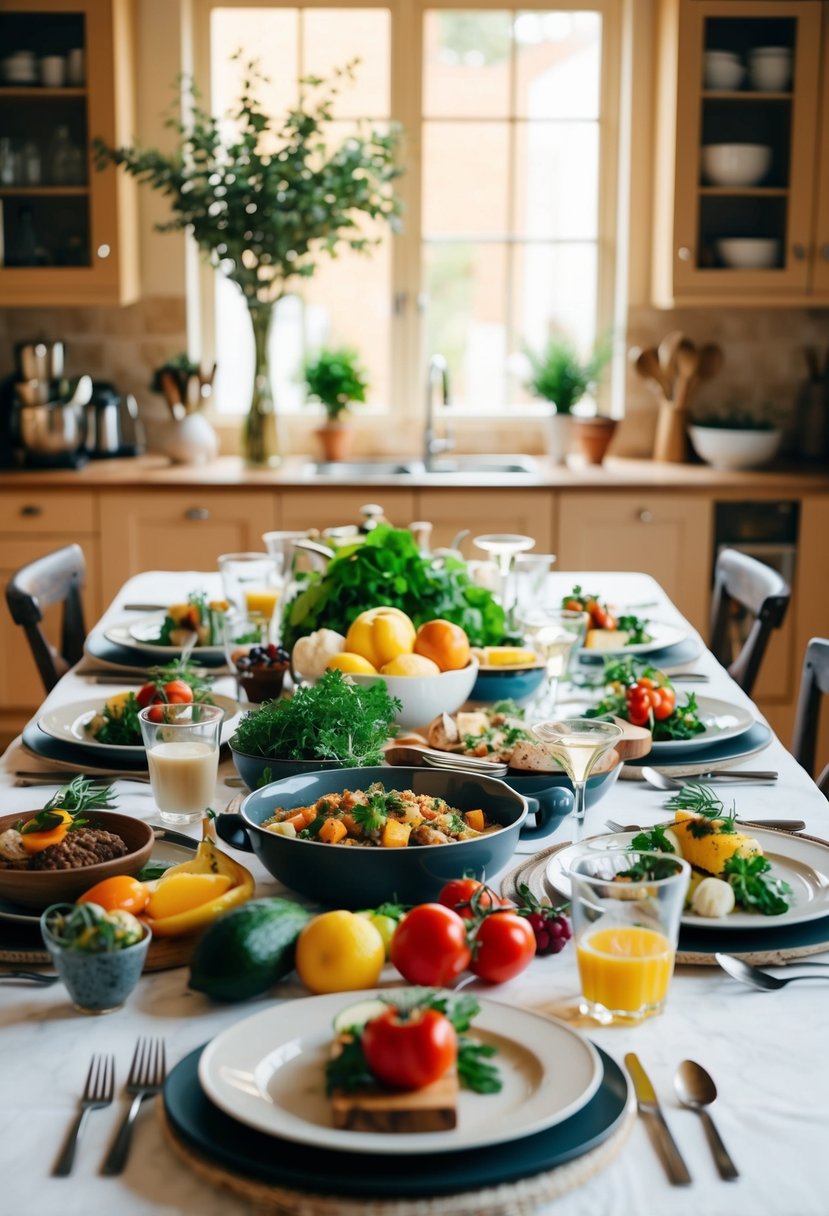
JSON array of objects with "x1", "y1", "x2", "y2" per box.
[
  {"x1": 469, "y1": 665, "x2": 546, "y2": 704},
  {"x1": 503, "y1": 760, "x2": 621, "y2": 819},
  {"x1": 229, "y1": 745, "x2": 342, "y2": 790},
  {"x1": 215, "y1": 766, "x2": 564, "y2": 908}
]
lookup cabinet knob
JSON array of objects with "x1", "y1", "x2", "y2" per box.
[
  {"x1": 677, "y1": 246, "x2": 693, "y2": 262},
  {"x1": 20, "y1": 504, "x2": 42, "y2": 517},
  {"x1": 184, "y1": 507, "x2": 210, "y2": 522},
  {"x1": 638, "y1": 509, "x2": 653, "y2": 524},
  {"x1": 792, "y1": 243, "x2": 807, "y2": 261},
  {"x1": 96, "y1": 244, "x2": 111, "y2": 260},
  {"x1": 821, "y1": 244, "x2": 829, "y2": 262}
]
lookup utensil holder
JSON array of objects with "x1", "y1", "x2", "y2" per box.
[{"x1": 653, "y1": 400, "x2": 688, "y2": 463}]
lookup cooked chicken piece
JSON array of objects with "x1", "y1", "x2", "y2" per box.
[{"x1": 410, "y1": 824, "x2": 452, "y2": 846}]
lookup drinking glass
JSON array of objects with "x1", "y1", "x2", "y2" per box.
[
  {"x1": 532, "y1": 717, "x2": 622, "y2": 825},
  {"x1": 472, "y1": 534, "x2": 535, "y2": 623},
  {"x1": 518, "y1": 607, "x2": 589, "y2": 712},
  {"x1": 510, "y1": 553, "x2": 557, "y2": 617},
  {"x1": 139, "y1": 703, "x2": 223, "y2": 825},
  {"x1": 570, "y1": 851, "x2": 690, "y2": 1025},
  {"x1": 217, "y1": 551, "x2": 283, "y2": 621}
]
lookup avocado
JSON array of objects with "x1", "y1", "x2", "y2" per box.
[{"x1": 189, "y1": 897, "x2": 311, "y2": 1002}]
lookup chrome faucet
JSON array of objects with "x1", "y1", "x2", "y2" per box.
[{"x1": 424, "y1": 354, "x2": 454, "y2": 467}]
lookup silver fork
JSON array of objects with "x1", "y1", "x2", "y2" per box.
[
  {"x1": 100, "y1": 1037, "x2": 166, "y2": 1175},
  {"x1": 52, "y1": 1054, "x2": 115, "y2": 1176}
]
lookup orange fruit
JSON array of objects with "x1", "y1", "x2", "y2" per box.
[
  {"x1": 77, "y1": 875, "x2": 149, "y2": 915},
  {"x1": 381, "y1": 653, "x2": 440, "y2": 677},
  {"x1": 413, "y1": 619, "x2": 471, "y2": 672}
]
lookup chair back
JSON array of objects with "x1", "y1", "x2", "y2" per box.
[
  {"x1": 5, "y1": 543, "x2": 87, "y2": 693},
  {"x1": 792, "y1": 637, "x2": 829, "y2": 794},
  {"x1": 709, "y1": 547, "x2": 790, "y2": 697}
]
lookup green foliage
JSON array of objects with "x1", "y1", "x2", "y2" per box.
[
  {"x1": 525, "y1": 335, "x2": 612, "y2": 414},
  {"x1": 692, "y1": 405, "x2": 777, "y2": 431},
  {"x1": 304, "y1": 347, "x2": 369, "y2": 420},
  {"x1": 94, "y1": 57, "x2": 402, "y2": 311}
]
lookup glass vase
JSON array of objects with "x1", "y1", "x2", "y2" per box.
[{"x1": 243, "y1": 303, "x2": 282, "y2": 467}]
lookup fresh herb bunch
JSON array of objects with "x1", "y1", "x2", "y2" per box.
[
  {"x1": 304, "y1": 347, "x2": 369, "y2": 422},
  {"x1": 629, "y1": 823, "x2": 679, "y2": 854},
  {"x1": 281, "y1": 525, "x2": 507, "y2": 651},
  {"x1": 617, "y1": 855, "x2": 683, "y2": 882},
  {"x1": 230, "y1": 668, "x2": 399, "y2": 765},
  {"x1": 723, "y1": 854, "x2": 792, "y2": 916},
  {"x1": 45, "y1": 776, "x2": 116, "y2": 814},
  {"x1": 615, "y1": 614, "x2": 652, "y2": 646},
  {"x1": 326, "y1": 990, "x2": 502, "y2": 1095},
  {"x1": 663, "y1": 783, "x2": 738, "y2": 834},
  {"x1": 88, "y1": 695, "x2": 143, "y2": 747}
]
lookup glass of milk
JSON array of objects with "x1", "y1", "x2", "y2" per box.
[{"x1": 139, "y1": 703, "x2": 224, "y2": 825}]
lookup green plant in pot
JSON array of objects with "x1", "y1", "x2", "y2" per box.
[
  {"x1": 95, "y1": 58, "x2": 401, "y2": 467},
  {"x1": 303, "y1": 346, "x2": 369, "y2": 462},
  {"x1": 525, "y1": 336, "x2": 612, "y2": 464}
]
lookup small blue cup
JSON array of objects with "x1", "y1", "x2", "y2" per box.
[{"x1": 41, "y1": 903, "x2": 151, "y2": 1014}]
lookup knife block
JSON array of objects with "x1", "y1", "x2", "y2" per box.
[{"x1": 653, "y1": 399, "x2": 688, "y2": 463}]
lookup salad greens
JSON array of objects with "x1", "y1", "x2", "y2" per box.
[
  {"x1": 281, "y1": 525, "x2": 507, "y2": 651},
  {"x1": 230, "y1": 668, "x2": 400, "y2": 766}
]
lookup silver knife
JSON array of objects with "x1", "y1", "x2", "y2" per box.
[{"x1": 625, "y1": 1054, "x2": 692, "y2": 1186}]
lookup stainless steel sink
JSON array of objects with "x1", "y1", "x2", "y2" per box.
[{"x1": 303, "y1": 454, "x2": 538, "y2": 478}]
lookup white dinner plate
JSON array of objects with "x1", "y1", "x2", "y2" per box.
[
  {"x1": 38, "y1": 693, "x2": 241, "y2": 757},
  {"x1": 104, "y1": 616, "x2": 225, "y2": 658},
  {"x1": 649, "y1": 696, "x2": 756, "y2": 754},
  {"x1": 545, "y1": 827, "x2": 829, "y2": 930},
  {"x1": 198, "y1": 990, "x2": 602, "y2": 1155},
  {"x1": 580, "y1": 620, "x2": 687, "y2": 657}
]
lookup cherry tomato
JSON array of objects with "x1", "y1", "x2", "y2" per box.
[
  {"x1": 636, "y1": 676, "x2": 656, "y2": 690},
  {"x1": 626, "y1": 703, "x2": 651, "y2": 727},
  {"x1": 362, "y1": 1006, "x2": 457, "y2": 1091},
  {"x1": 470, "y1": 911, "x2": 536, "y2": 983},
  {"x1": 587, "y1": 598, "x2": 616, "y2": 631},
  {"x1": 78, "y1": 875, "x2": 149, "y2": 915},
  {"x1": 146, "y1": 703, "x2": 165, "y2": 723},
  {"x1": 390, "y1": 904, "x2": 471, "y2": 986},
  {"x1": 136, "y1": 682, "x2": 161, "y2": 709},
  {"x1": 163, "y1": 679, "x2": 194, "y2": 704},
  {"x1": 438, "y1": 878, "x2": 509, "y2": 920},
  {"x1": 652, "y1": 687, "x2": 676, "y2": 720}
]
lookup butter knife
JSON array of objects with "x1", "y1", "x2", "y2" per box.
[{"x1": 625, "y1": 1054, "x2": 692, "y2": 1186}]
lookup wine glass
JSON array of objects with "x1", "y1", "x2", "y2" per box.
[
  {"x1": 532, "y1": 718, "x2": 622, "y2": 827},
  {"x1": 518, "y1": 607, "x2": 589, "y2": 713},
  {"x1": 472, "y1": 534, "x2": 535, "y2": 624},
  {"x1": 139, "y1": 703, "x2": 223, "y2": 826}
]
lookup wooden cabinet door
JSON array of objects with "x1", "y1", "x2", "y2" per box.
[
  {"x1": 279, "y1": 489, "x2": 417, "y2": 534},
  {"x1": 416, "y1": 490, "x2": 555, "y2": 554},
  {"x1": 788, "y1": 496, "x2": 829, "y2": 775},
  {"x1": 812, "y1": 2, "x2": 829, "y2": 297},
  {"x1": 99, "y1": 490, "x2": 277, "y2": 602},
  {"x1": 555, "y1": 493, "x2": 712, "y2": 631}
]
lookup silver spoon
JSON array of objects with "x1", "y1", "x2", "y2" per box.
[
  {"x1": 716, "y1": 952, "x2": 829, "y2": 991},
  {"x1": 673, "y1": 1060, "x2": 739, "y2": 1181},
  {"x1": 641, "y1": 766, "x2": 779, "y2": 789}
]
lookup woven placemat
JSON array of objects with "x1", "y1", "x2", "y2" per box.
[
  {"x1": 501, "y1": 838, "x2": 829, "y2": 965},
  {"x1": 159, "y1": 1102, "x2": 634, "y2": 1216},
  {"x1": 0, "y1": 934, "x2": 193, "y2": 971}
]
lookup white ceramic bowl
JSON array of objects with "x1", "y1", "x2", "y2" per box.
[
  {"x1": 346, "y1": 659, "x2": 480, "y2": 730},
  {"x1": 704, "y1": 52, "x2": 745, "y2": 90},
  {"x1": 702, "y1": 143, "x2": 772, "y2": 186},
  {"x1": 716, "y1": 238, "x2": 780, "y2": 268},
  {"x1": 688, "y1": 425, "x2": 783, "y2": 470},
  {"x1": 749, "y1": 56, "x2": 791, "y2": 91}
]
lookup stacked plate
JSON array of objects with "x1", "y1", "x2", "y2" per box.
[{"x1": 163, "y1": 991, "x2": 634, "y2": 1202}]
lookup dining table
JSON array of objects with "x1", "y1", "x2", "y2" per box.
[{"x1": 1, "y1": 567, "x2": 828, "y2": 1216}]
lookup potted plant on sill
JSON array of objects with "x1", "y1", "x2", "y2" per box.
[
  {"x1": 304, "y1": 346, "x2": 369, "y2": 462},
  {"x1": 525, "y1": 336, "x2": 613, "y2": 464},
  {"x1": 95, "y1": 59, "x2": 401, "y2": 468},
  {"x1": 687, "y1": 406, "x2": 783, "y2": 470}
]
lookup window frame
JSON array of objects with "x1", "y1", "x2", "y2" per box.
[{"x1": 191, "y1": 0, "x2": 623, "y2": 452}]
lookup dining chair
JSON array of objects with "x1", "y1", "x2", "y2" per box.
[
  {"x1": 791, "y1": 637, "x2": 829, "y2": 795},
  {"x1": 709, "y1": 547, "x2": 790, "y2": 697},
  {"x1": 5, "y1": 543, "x2": 87, "y2": 693}
]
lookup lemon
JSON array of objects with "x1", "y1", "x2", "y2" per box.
[
  {"x1": 380, "y1": 653, "x2": 440, "y2": 677},
  {"x1": 104, "y1": 690, "x2": 134, "y2": 717},
  {"x1": 480, "y1": 646, "x2": 538, "y2": 667},
  {"x1": 326, "y1": 652, "x2": 379, "y2": 675},
  {"x1": 345, "y1": 607, "x2": 416, "y2": 669},
  {"x1": 295, "y1": 910, "x2": 385, "y2": 994}
]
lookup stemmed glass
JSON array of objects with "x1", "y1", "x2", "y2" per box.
[
  {"x1": 518, "y1": 607, "x2": 589, "y2": 713},
  {"x1": 532, "y1": 718, "x2": 622, "y2": 827},
  {"x1": 472, "y1": 534, "x2": 535, "y2": 625}
]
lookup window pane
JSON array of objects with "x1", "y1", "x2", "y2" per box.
[
  {"x1": 515, "y1": 10, "x2": 601, "y2": 119},
  {"x1": 513, "y1": 121, "x2": 599, "y2": 239},
  {"x1": 424, "y1": 242, "x2": 508, "y2": 410},
  {"x1": 302, "y1": 9, "x2": 390, "y2": 118},
  {"x1": 423, "y1": 9, "x2": 512, "y2": 118},
  {"x1": 211, "y1": 10, "x2": 299, "y2": 117},
  {"x1": 423, "y1": 122, "x2": 509, "y2": 237}
]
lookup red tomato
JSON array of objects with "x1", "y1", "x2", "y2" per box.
[
  {"x1": 390, "y1": 904, "x2": 471, "y2": 986},
  {"x1": 136, "y1": 682, "x2": 161, "y2": 709},
  {"x1": 652, "y1": 687, "x2": 676, "y2": 720},
  {"x1": 163, "y1": 679, "x2": 194, "y2": 704},
  {"x1": 146, "y1": 703, "x2": 165, "y2": 723},
  {"x1": 470, "y1": 911, "x2": 536, "y2": 983},
  {"x1": 362, "y1": 1006, "x2": 457, "y2": 1091},
  {"x1": 438, "y1": 878, "x2": 508, "y2": 920},
  {"x1": 587, "y1": 599, "x2": 616, "y2": 631}
]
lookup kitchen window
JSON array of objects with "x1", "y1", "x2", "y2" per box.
[{"x1": 194, "y1": 0, "x2": 620, "y2": 425}]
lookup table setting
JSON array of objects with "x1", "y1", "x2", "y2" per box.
[{"x1": 2, "y1": 535, "x2": 829, "y2": 1216}]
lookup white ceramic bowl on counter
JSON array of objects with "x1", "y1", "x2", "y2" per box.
[
  {"x1": 716, "y1": 238, "x2": 780, "y2": 268},
  {"x1": 702, "y1": 143, "x2": 772, "y2": 187},
  {"x1": 688, "y1": 425, "x2": 783, "y2": 470}
]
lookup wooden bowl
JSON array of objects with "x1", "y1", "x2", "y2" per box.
[{"x1": 0, "y1": 810, "x2": 154, "y2": 912}]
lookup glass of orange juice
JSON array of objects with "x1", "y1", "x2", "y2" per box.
[
  {"x1": 570, "y1": 851, "x2": 690, "y2": 1026},
  {"x1": 217, "y1": 552, "x2": 284, "y2": 622}
]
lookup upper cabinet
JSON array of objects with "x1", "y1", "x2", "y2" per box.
[
  {"x1": 0, "y1": 0, "x2": 138, "y2": 307},
  {"x1": 653, "y1": 0, "x2": 829, "y2": 306}
]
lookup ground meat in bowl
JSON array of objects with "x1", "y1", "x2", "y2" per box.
[{"x1": 29, "y1": 828, "x2": 129, "y2": 871}]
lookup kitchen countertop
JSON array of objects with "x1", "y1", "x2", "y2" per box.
[{"x1": 1, "y1": 454, "x2": 829, "y2": 493}]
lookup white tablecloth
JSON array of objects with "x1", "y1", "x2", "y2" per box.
[{"x1": 2, "y1": 570, "x2": 828, "y2": 1216}]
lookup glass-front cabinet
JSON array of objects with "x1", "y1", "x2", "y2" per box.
[
  {"x1": 0, "y1": 0, "x2": 137, "y2": 306},
  {"x1": 653, "y1": 0, "x2": 826, "y2": 305}
]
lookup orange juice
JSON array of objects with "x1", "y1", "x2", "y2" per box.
[
  {"x1": 576, "y1": 925, "x2": 674, "y2": 1018},
  {"x1": 244, "y1": 587, "x2": 280, "y2": 618}
]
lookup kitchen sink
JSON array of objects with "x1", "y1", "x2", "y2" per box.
[{"x1": 303, "y1": 455, "x2": 538, "y2": 478}]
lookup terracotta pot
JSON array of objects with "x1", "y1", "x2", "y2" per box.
[
  {"x1": 572, "y1": 416, "x2": 618, "y2": 465},
  {"x1": 315, "y1": 421, "x2": 353, "y2": 462}
]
